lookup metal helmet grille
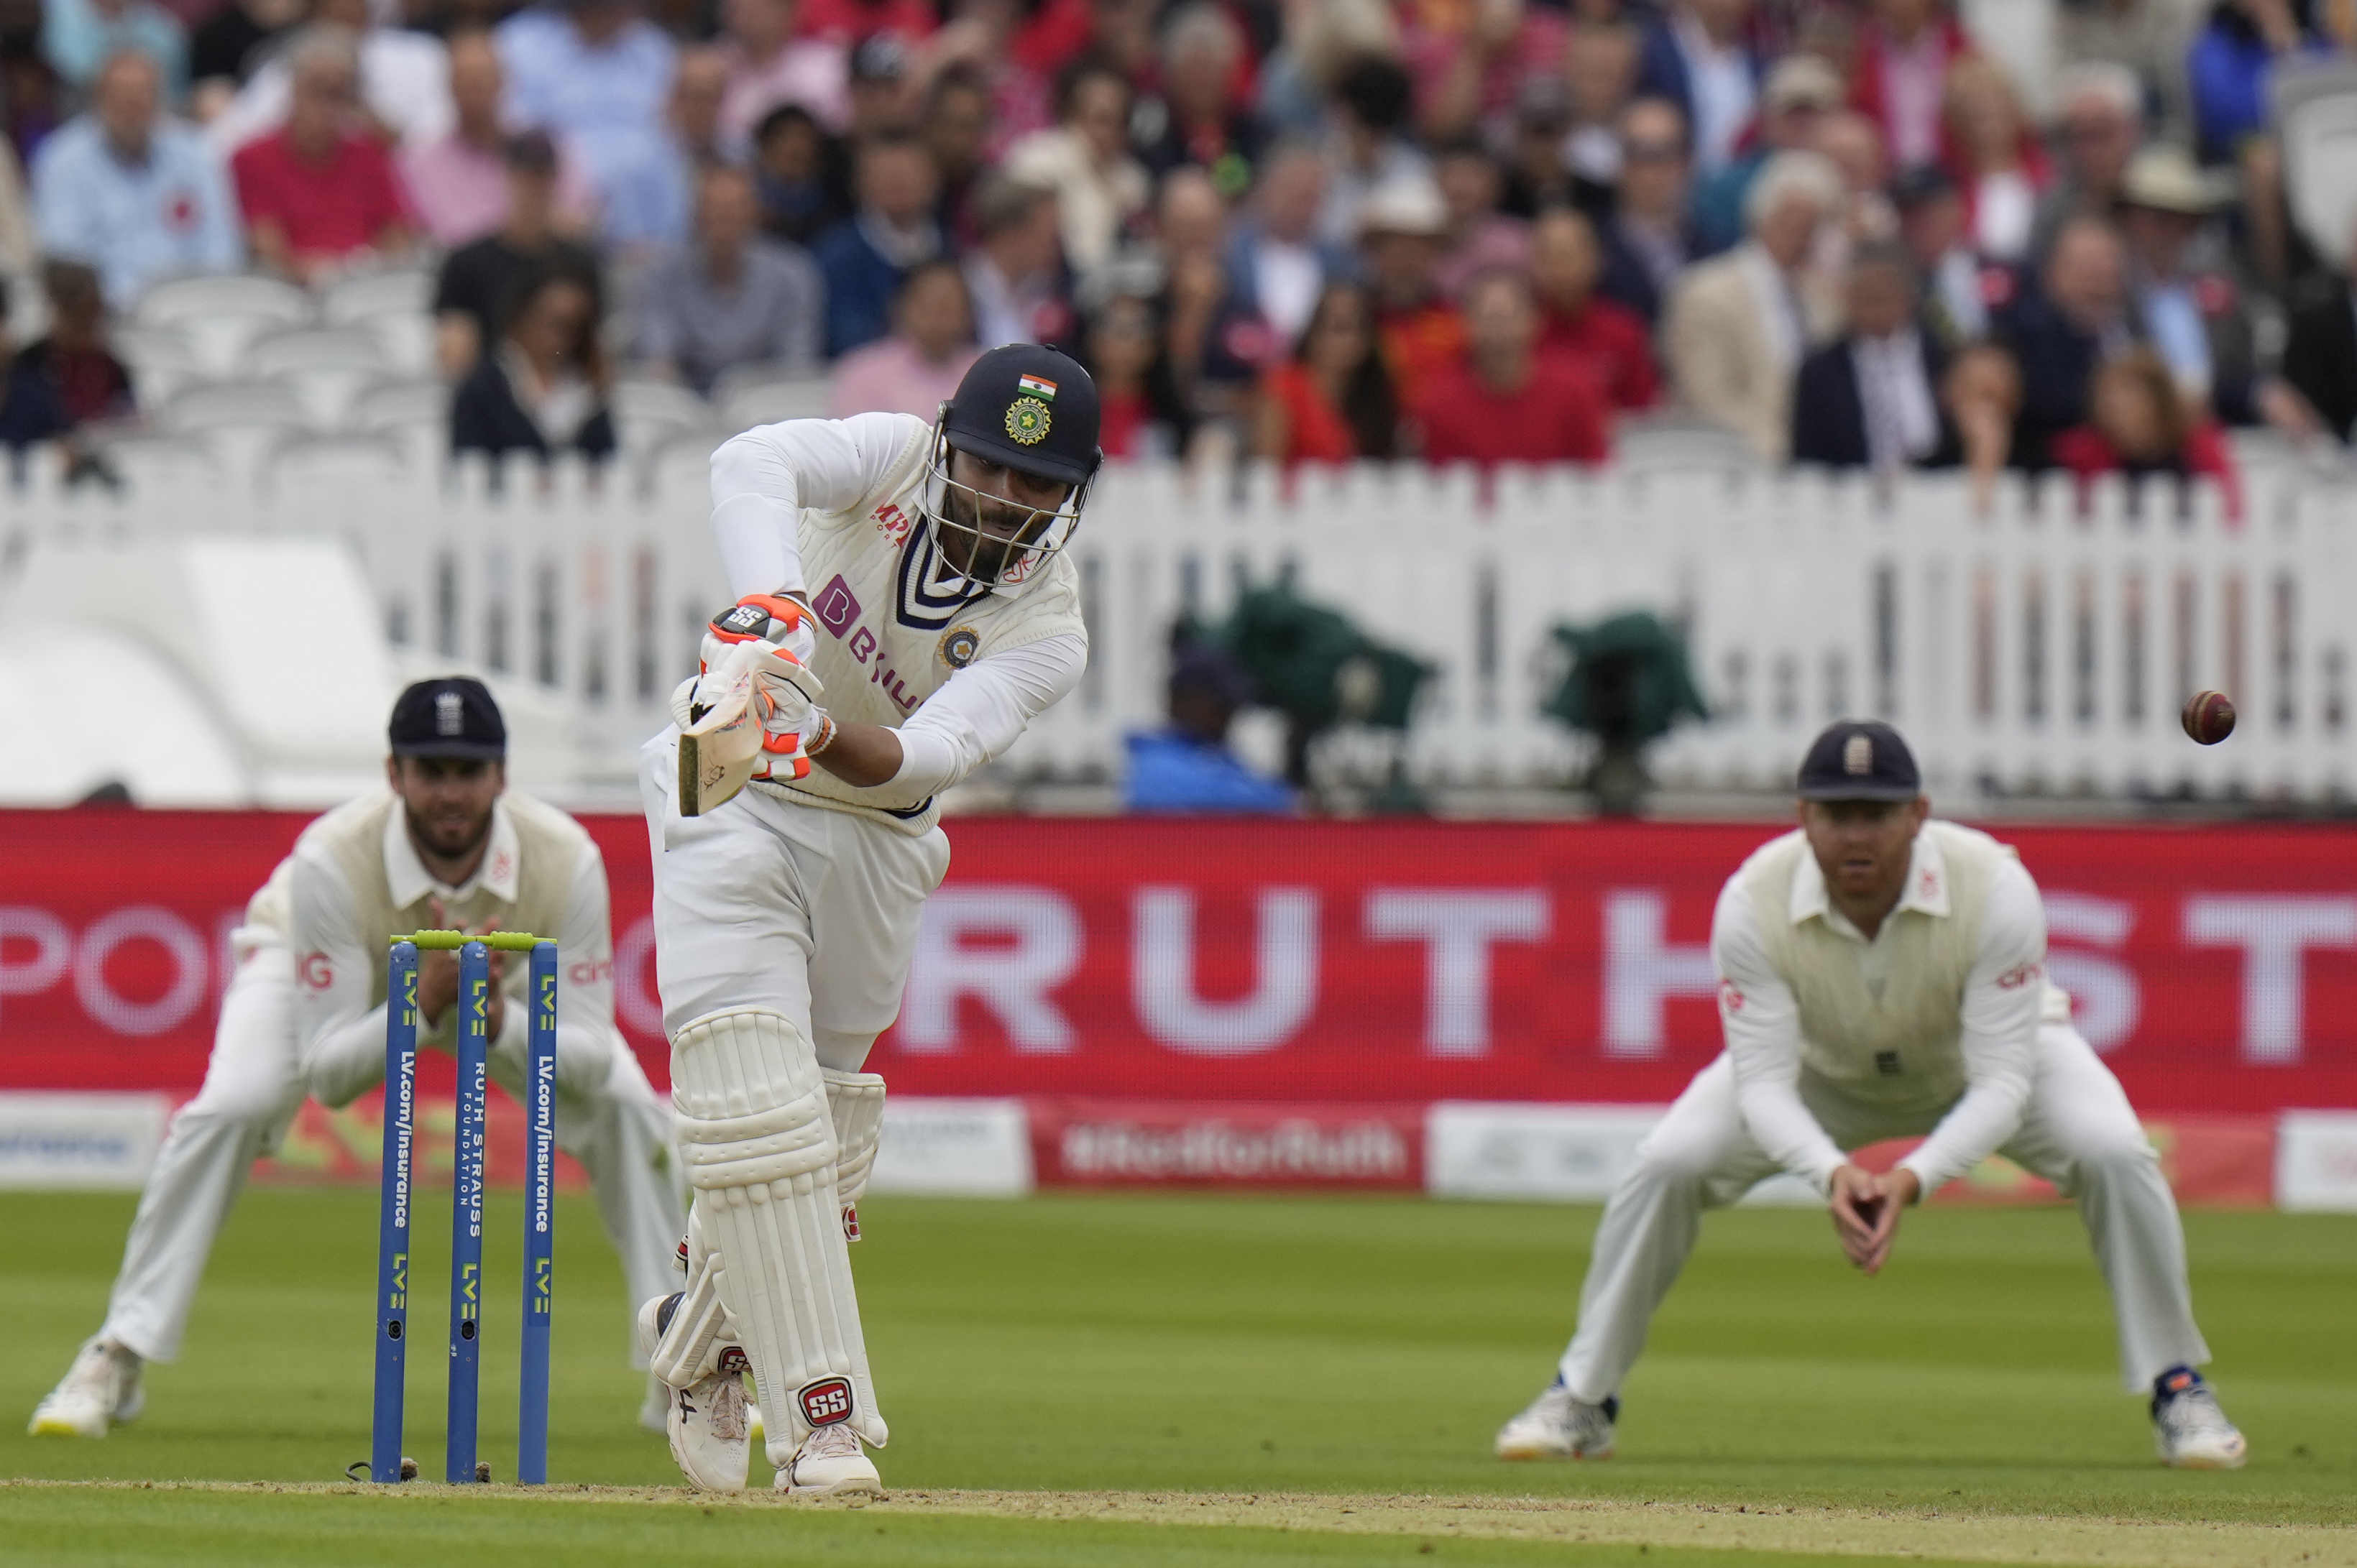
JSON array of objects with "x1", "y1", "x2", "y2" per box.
[{"x1": 921, "y1": 414, "x2": 1090, "y2": 597}]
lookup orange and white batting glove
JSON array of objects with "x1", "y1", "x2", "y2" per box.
[{"x1": 692, "y1": 594, "x2": 828, "y2": 782}]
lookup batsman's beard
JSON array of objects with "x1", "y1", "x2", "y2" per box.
[{"x1": 936, "y1": 481, "x2": 1057, "y2": 585}]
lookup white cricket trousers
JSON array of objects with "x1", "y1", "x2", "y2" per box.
[
  {"x1": 638, "y1": 741, "x2": 950, "y2": 1065},
  {"x1": 1557, "y1": 1025, "x2": 2211, "y2": 1402},
  {"x1": 99, "y1": 933, "x2": 684, "y2": 1365}
]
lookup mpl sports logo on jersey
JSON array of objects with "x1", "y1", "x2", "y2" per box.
[{"x1": 799, "y1": 1376, "x2": 855, "y2": 1427}]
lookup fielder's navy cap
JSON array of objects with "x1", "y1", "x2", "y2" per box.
[
  {"x1": 389, "y1": 677, "x2": 507, "y2": 760},
  {"x1": 943, "y1": 343, "x2": 1103, "y2": 488},
  {"x1": 1796, "y1": 719, "x2": 1921, "y2": 801}
]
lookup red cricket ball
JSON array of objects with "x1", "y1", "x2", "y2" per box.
[{"x1": 2181, "y1": 690, "x2": 2236, "y2": 745}]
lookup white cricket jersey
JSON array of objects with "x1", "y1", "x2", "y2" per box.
[
  {"x1": 707, "y1": 410, "x2": 1089, "y2": 834},
  {"x1": 1712, "y1": 821, "x2": 2062, "y2": 1194},
  {"x1": 283, "y1": 791, "x2": 620, "y2": 1109}
]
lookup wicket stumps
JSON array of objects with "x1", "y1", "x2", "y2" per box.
[{"x1": 370, "y1": 931, "x2": 559, "y2": 1485}]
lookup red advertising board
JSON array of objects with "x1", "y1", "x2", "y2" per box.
[{"x1": 4, "y1": 811, "x2": 2357, "y2": 1116}]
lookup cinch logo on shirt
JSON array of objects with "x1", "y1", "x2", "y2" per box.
[
  {"x1": 1718, "y1": 979, "x2": 1745, "y2": 1014},
  {"x1": 299, "y1": 952, "x2": 334, "y2": 990}
]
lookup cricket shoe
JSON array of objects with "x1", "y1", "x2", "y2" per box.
[
  {"x1": 779, "y1": 1419, "x2": 882, "y2": 1498},
  {"x1": 2152, "y1": 1366, "x2": 2246, "y2": 1470},
  {"x1": 1494, "y1": 1378, "x2": 1617, "y2": 1460},
  {"x1": 28, "y1": 1337, "x2": 144, "y2": 1438},
  {"x1": 638, "y1": 1293, "x2": 751, "y2": 1492}
]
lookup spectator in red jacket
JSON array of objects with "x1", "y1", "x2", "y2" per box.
[
  {"x1": 2050, "y1": 349, "x2": 2242, "y2": 519},
  {"x1": 1530, "y1": 206, "x2": 1659, "y2": 412},
  {"x1": 229, "y1": 24, "x2": 412, "y2": 284},
  {"x1": 1419, "y1": 268, "x2": 1609, "y2": 469},
  {"x1": 1254, "y1": 279, "x2": 1400, "y2": 466},
  {"x1": 1848, "y1": 0, "x2": 1970, "y2": 171}
]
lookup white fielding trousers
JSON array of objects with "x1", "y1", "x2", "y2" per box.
[
  {"x1": 1557, "y1": 1024, "x2": 2212, "y2": 1402},
  {"x1": 638, "y1": 740, "x2": 950, "y2": 1066},
  {"x1": 99, "y1": 934, "x2": 684, "y2": 1365}
]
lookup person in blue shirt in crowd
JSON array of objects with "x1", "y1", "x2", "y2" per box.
[
  {"x1": 30, "y1": 49, "x2": 242, "y2": 307},
  {"x1": 812, "y1": 127, "x2": 940, "y2": 359},
  {"x1": 1125, "y1": 642, "x2": 1294, "y2": 814}
]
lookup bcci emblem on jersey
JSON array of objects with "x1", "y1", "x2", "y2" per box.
[
  {"x1": 939, "y1": 626, "x2": 980, "y2": 669},
  {"x1": 1004, "y1": 396, "x2": 1052, "y2": 445}
]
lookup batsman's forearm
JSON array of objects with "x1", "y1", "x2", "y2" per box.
[{"x1": 812, "y1": 721, "x2": 906, "y2": 789}]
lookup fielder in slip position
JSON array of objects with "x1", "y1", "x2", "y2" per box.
[
  {"x1": 1495, "y1": 720, "x2": 2247, "y2": 1470},
  {"x1": 29, "y1": 678, "x2": 685, "y2": 1439},
  {"x1": 636, "y1": 344, "x2": 1101, "y2": 1495}
]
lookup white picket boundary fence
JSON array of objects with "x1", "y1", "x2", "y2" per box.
[{"x1": 6, "y1": 444, "x2": 2353, "y2": 801}]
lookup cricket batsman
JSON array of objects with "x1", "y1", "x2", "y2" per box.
[
  {"x1": 635, "y1": 344, "x2": 1099, "y2": 1495},
  {"x1": 29, "y1": 678, "x2": 686, "y2": 1438},
  {"x1": 1495, "y1": 720, "x2": 2246, "y2": 1470}
]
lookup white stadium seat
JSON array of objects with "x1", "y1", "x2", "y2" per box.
[
  {"x1": 712, "y1": 361, "x2": 830, "y2": 432},
  {"x1": 612, "y1": 379, "x2": 715, "y2": 452},
  {"x1": 248, "y1": 327, "x2": 390, "y2": 426},
  {"x1": 161, "y1": 379, "x2": 308, "y2": 432},
  {"x1": 321, "y1": 272, "x2": 438, "y2": 377},
  {"x1": 111, "y1": 324, "x2": 211, "y2": 408},
  {"x1": 88, "y1": 433, "x2": 226, "y2": 496},
  {"x1": 269, "y1": 433, "x2": 410, "y2": 497},
  {"x1": 321, "y1": 269, "x2": 431, "y2": 324},
  {"x1": 133, "y1": 274, "x2": 312, "y2": 379}
]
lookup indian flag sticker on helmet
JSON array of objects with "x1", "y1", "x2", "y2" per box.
[
  {"x1": 1016, "y1": 374, "x2": 1057, "y2": 400},
  {"x1": 1005, "y1": 395, "x2": 1052, "y2": 444}
]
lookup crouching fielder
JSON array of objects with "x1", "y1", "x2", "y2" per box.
[
  {"x1": 638, "y1": 345, "x2": 1100, "y2": 1495},
  {"x1": 1496, "y1": 721, "x2": 2246, "y2": 1470},
  {"x1": 30, "y1": 679, "x2": 685, "y2": 1438}
]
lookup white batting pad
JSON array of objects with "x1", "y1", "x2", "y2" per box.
[
  {"x1": 823, "y1": 1068, "x2": 887, "y2": 1217},
  {"x1": 671, "y1": 1007, "x2": 886, "y2": 1456},
  {"x1": 649, "y1": 1207, "x2": 738, "y2": 1389}
]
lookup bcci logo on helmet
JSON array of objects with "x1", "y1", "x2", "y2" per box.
[
  {"x1": 1003, "y1": 396, "x2": 1052, "y2": 445},
  {"x1": 799, "y1": 1375, "x2": 855, "y2": 1427}
]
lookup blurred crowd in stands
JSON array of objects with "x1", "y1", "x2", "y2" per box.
[{"x1": 10, "y1": 0, "x2": 2357, "y2": 489}]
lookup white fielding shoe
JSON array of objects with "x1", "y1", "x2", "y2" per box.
[
  {"x1": 781, "y1": 1421, "x2": 882, "y2": 1498},
  {"x1": 29, "y1": 1338, "x2": 143, "y2": 1439},
  {"x1": 2153, "y1": 1366, "x2": 2246, "y2": 1470},
  {"x1": 1494, "y1": 1380, "x2": 1617, "y2": 1460},
  {"x1": 637, "y1": 1294, "x2": 752, "y2": 1493}
]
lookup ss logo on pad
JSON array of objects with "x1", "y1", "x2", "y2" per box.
[{"x1": 799, "y1": 1376, "x2": 854, "y2": 1426}]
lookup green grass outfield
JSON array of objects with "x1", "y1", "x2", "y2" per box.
[{"x1": 1, "y1": 1188, "x2": 2352, "y2": 1567}]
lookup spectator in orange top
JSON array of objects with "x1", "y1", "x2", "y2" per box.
[
  {"x1": 229, "y1": 25, "x2": 412, "y2": 284},
  {"x1": 2050, "y1": 349, "x2": 2242, "y2": 518},
  {"x1": 1530, "y1": 207, "x2": 1659, "y2": 412},
  {"x1": 1359, "y1": 176, "x2": 1464, "y2": 414},
  {"x1": 1420, "y1": 269, "x2": 1609, "y2": 468},
  {"x1": 1254, "y1": 280, "x2": 1400, "y2": 466}
]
